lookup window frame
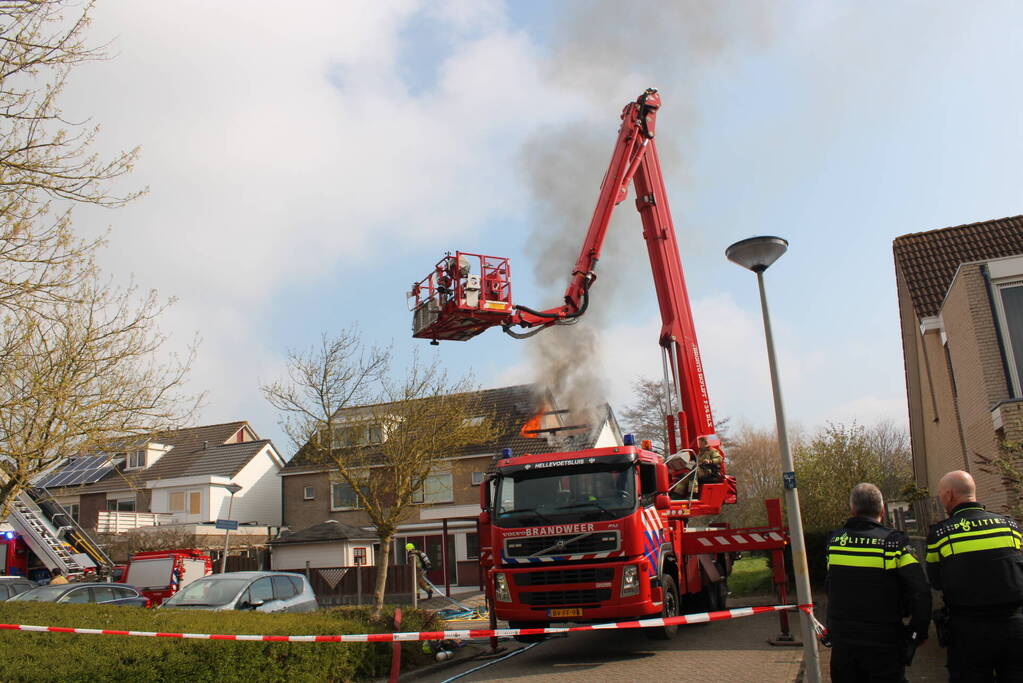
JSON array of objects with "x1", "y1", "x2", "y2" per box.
[
  {"x1": 126, "y1": 449, "x2": 147, "y2": 470},
  {"x1": 471, "y1": 471, "x2": 486, "y2": 486},
  {"x1": 992, "y1": 277, "x2": 1023, "y2": 397},
  {"x1": 303, "y1": 486, "x2": 315, "y2": 501},
  {"x1": 413, "y1": 469, "x2": 454, "y2": 505},
  {"x1": 352, "y1": 547, "x2": 368, "y2": 566},
  {"x1": 330, "y1": 480, "x2": 363, "y2": 511}
]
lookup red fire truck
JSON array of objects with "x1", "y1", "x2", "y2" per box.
[
  {"x1": 410, "y1": 89, "x2": 792, "y2": 638},
  {"x1": 123, "y1": 549, "x2": 212, "y2": 606}
]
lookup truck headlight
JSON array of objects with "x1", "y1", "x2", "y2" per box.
[
  {"x1": 494, "y1": 573, "x2": 511, "y2": 602},
  {"x1": 621, "y1": 565, "x2": 640, "y2": 597}
]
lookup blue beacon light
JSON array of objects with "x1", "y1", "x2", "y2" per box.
[
  {"x1": 623, "y1": 433, "x2": 635, "y2": 446},
  {"x1": 501, "y1": 448, "x2": 512, "y2": 459}
]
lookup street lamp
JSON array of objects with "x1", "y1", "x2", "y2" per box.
[
  {"x1": 726, "y1": 236, "x2": 821, "y2": 683},
  {"x1": 219, "y1": 483, "x2": 243, "y2": 574}
]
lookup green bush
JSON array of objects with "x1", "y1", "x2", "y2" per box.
[
  {"x1": 0, "y1": 603, "x2": 438, "y2": 682},
  {"x1": 780, "y1": 530, "x2": 832, "y2": 587}
]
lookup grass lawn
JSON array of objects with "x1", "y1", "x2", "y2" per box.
[{"x1": 729, "y1": 556, "x2": 774, "y2": 596}]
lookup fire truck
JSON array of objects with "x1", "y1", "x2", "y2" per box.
[
  {"x1": 409, "y1": 89, "x2": 792, "y2": 639},
  {"x1": 123, "y1": 549, "x2": 212, "y2": 606}
]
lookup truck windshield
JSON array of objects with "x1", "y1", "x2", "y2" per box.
[{"x1": 494, "y1": 462, "x2": 636, "y2": 527}]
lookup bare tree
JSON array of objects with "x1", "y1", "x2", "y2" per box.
[
  {"x1": 0, "y1": 1, "x2": 142, "y2": 316},
  {"x1": 0, "y1": 2, "x2": 195, "y2": 515},
  {"x1": 0, "y1": 282, "x2": 197, "y2": 517},
  {"x1": 621, "y1": 375, "x2": 731, "y2": 453},
  {"x1": 263, "y1": 329, "x2": 494, "y2": 617}
]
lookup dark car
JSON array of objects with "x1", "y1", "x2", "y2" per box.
[
  {"x1": 0, "y1": 577, "x2": 37, "y2": 600},
  {"x1": 9, "y1": 582, "x2": 148, "y2": 607}
]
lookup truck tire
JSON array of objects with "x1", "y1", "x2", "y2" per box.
[
  {"x1": 509, "y1": 621, "x2": 548, "y2": 643},
  {"x1": 644, "y1": 574, "x2": 680, "y2": 640},
  {"x1": 683, "y1": 579, "x2": 727, "y2": 617}
]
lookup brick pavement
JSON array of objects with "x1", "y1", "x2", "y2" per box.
[{"x1": 416, "y1": 594, "x2": 805, "y2": 683}]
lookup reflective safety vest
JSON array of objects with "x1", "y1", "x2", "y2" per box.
[
  {"x1": 926, "y1": 502, "x2": 1023, "y2": 612},
  {"x1": 825, "y1": 517, "x2": 931, "y2": 644}
]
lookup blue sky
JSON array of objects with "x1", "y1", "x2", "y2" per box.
[{"x1": 64, "y1": 1, "x2": 1023, "y2": 455}]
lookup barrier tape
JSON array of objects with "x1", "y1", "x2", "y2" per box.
[{"x1": 0, "y1": 604, "x2": 812, "y2": 643}]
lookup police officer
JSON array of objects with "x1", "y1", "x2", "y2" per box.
[
  {"x1": 926, "y1": 470, "x2": 1023, "y2": 680},
  {"x1": 826, "y1": 483, "x2": 930, "y2": 682}
]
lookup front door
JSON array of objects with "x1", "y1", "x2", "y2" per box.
[{"x1": 424, "y1": 535, "x2": 456, "y2": 586}]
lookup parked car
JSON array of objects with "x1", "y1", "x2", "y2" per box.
[
  {"x1": 0, "y1": 577, "x2": 37, "y2": 600},
  {"x1": 9, "y1": 582, "x2": 148, "y2": 607},
  {"x1": 160, "y1": 571, "x2": 317, "y2": 612}
]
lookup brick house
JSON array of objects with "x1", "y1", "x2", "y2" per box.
[
  {"x1": 278, "y1": 384, "x2": 623, "y2": 586},
  {"x1": 37, "y1": 421, "x2": 285, "y2": 540},
  {"x1": 893, "y1": 215, "x2": 1023, "y2": 512}
]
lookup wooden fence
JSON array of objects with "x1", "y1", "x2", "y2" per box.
[{"x1": 280, "y1": 565, "x2": 415, "y2": 607}]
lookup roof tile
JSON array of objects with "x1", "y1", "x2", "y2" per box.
[{"x1": 893, "y1": 215, "x2": 1023, "y2": 318}]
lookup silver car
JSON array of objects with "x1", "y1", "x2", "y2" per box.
[{"x1": 160, "y1": 571, "x2": 317, "y2": 612}]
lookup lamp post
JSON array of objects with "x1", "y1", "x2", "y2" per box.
[
  {"x1": 219, "y1": 483, "x2": 243, "y2": 574},
  {"x1": 726, "y1": 235, "x2": 821, "y2": 683}
]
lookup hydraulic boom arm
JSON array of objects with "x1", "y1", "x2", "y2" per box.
[{"x1": 410, "y1": 89, "x2": 724, "y2": 461}]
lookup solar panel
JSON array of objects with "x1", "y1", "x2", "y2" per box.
[{"x1": 39, "y1": 455, "x2": 120, "y2": 488}]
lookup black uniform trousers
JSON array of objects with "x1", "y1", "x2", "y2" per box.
[
  {"x1": 947, "y1": 613, "x2": 1023, "y2": 682},
  {"x1": 830, "y1": 641, "x2": 906, "y2": 683}
]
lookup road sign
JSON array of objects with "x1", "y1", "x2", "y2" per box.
[{"x1": 215, "y1": 519, "x2": 238, "y2": 531}]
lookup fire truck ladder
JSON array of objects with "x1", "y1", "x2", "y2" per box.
[{"x1": 9, "y1": 492, "x2": 90, "y2": 575}]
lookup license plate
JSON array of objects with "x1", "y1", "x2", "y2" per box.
[{"x1": 548, "y1": 608, "x2": 583, "y2": 618}]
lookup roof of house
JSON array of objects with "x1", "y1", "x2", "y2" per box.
[
  {"x1": 269, "y1": 519, "x2": 376, "y2": 544},
  {"x1": 893, "y1": 215, "x2": 1023, "y2": 318},
  {"x1": 283, "y1": 383, "x2": 614, "y2": 473},
  {"x1": 41, "y1": 421, "x2": 280, "y2": 495}
]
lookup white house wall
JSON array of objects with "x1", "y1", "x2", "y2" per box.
[
  {"x1": 224, "y1": 447, "x2": 282, "y2": 526},
  {"x1": 270, "y1": 542, "x2": 375, "y2": 570}
]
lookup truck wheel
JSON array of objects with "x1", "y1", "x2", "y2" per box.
[
  {"x1": 509, "y1": 621, "x2": 548, "y2": 643},
  {"x1": 644, "y1": 574, "x2": 679, "y2": 640}
]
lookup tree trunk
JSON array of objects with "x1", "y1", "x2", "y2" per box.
[{"x1": 372, "y1": 532, "x2": 392, "y2": 619}]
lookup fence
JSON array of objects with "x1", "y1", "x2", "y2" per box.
[
  {"x1": 280, "y1": 565, "x2": 414, "y2": 607},
  {"x1": 95, "y1": 511, "x2": 172, "y2": 533}
]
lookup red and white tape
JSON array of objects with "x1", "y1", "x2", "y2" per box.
[{"x1": 0, "y1": 604, "x2": 811, "y2": 643}]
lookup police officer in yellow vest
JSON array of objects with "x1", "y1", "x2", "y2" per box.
[
  {"x1": 826, "y1": 483, "x2": 930, "y2": 682},
  {"x1": 926, "y1": 470, "x2": 1023, "y2": 681}
]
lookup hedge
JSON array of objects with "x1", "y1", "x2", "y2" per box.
[{"x1": 0, "y1": 603, "x2": 438, "y2": 682}]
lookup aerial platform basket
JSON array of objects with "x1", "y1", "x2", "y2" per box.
[{"x1": 409, "y1": 252, "x2": 513, "y2": 342}]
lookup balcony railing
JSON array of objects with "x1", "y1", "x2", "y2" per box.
[{"x1": 95, "y1": 510, "x2": 173, "y2": 533}]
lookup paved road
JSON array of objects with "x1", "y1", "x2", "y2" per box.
[{"x1": 419, "y1": 601, "x2": 803, "y2": 683}]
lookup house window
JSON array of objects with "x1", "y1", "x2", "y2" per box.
[
  {"x1": 303, "y1": 486, "x2": 315, "y2": 501},
  {"x1": 353, "y1": 547, "x2": 368, "y2": 566},
  {"x1": 331, "y1": 481, "x2": 362, "y2": 510},
  {"x1": 169, "y1": 490, "x2": 201, "y2": 515},
  {"x1": 413, "y1": 470, "x2": 453, "y2": 504},
  {"x1": 106, "y1": 498, "x2": 136, "y2": 512},
  {"x1": 465, "y1": 532, "x2": 479, "y2": 560},
  {"x1": 994, "y1": 280, "x2": 1023, "y2": 397},
  {"x1": 327, "y1": 422, "x2": 385, "y2": 448},
  {"x1": 127, "y1": 450, "x2": 147, "y2": 469},
  {"x1": 64, "y1": 503, "x2": 80, "y2": 523},
  {"x1": 471, "y1": 471, "x2": 486, "y2": 486}
]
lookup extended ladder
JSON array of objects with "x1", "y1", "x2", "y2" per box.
[{"x1": 8, "y1": 492, "x2": 92, "y2": 575}]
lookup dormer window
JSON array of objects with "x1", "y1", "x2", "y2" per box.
[{"x1": 126, "y1": 450, "x2": 147, "y2": 470}]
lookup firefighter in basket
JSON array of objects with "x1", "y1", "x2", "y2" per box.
[{"x1": 406, "y1": 543, "x2": 434, "y2": 601}]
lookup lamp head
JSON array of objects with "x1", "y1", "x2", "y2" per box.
[{"x1": 726, "y1": 236, "x2": 789, "y2": 273}]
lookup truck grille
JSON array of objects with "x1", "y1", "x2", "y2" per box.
[
  {"x1": 514, "y1": 568, "x2": 614, "y2": 586},
  {"x1": 504, "y1": 532, "x2": 619, "y2": 558},
  {"x1": 519, "y1": 589, "x2": 612, "y2": 606}
]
